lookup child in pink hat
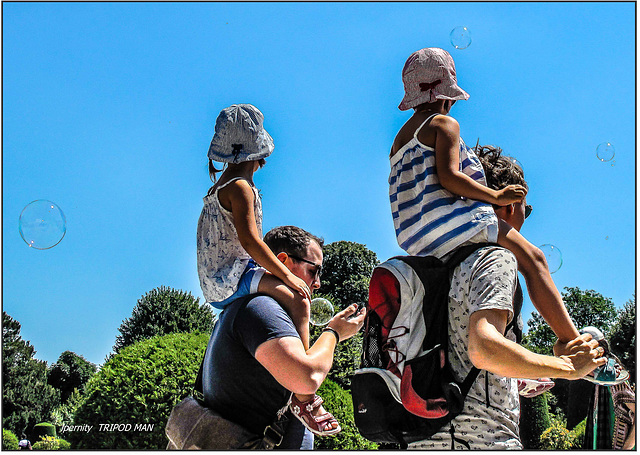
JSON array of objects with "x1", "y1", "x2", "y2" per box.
[{"x1": 390, "y1": 48, "x2": 582, "y2": 353}]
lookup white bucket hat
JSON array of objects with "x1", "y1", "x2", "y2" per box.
[
  {"x1": 398, "y1": 48, "x2": 470, "y2": 111},
  {"x1": 208, "y1": 104, "x2": 274, "y2": 163}
]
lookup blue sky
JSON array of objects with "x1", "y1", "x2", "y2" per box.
[{"x1": 3, "y1": 2, "x2": 636, "y2": 366}]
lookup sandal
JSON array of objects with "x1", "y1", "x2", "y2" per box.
[
  {"x1": 290, "y1": 394, "x2": 341, "y2": 436},
  {"x1": 517, "y1": 378, "x2": 555, "y2": 398}
]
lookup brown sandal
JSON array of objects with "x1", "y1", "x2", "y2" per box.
[{"x1": 290, "y1": 394, "x2": 341, "y2": 436}]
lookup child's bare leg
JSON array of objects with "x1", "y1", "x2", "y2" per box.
[
  {"x1": 257, "y1": 274, "x2": 339, "y2": 433},
  {"x1": 258, "y1": 274, "x2": 310, "y2": 350},
  {"x1": 497, "y1": 219, "x2": 580, "y2": 343}
]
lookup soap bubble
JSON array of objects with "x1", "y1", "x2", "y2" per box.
[
  {"x1": 310, "y1": 298, "x2": 335, "y2": 326},
  {"x1": 450, "y1": 26, "x2": 472, "y2": 49},
  {"x1": 596, "y1": 142, "x2": 615, "y2": 162},
  {"x1": 19, "y1": 200, "x2": 66, "y2": 249},
  {"x1": 539, "y1": 244, "x2": 562, "y2": 274}
]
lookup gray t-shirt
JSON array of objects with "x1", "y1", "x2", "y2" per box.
[
  {"x1": 202, "y1": 294, "x2": 313, "y2": 450},
  {"x1": 410, "y1": 246, "x2": 523, "y2": 450}
]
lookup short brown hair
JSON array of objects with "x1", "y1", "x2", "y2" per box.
[
  {"x1": 263, "y1": 226, "x2": 324, "y2": 258},
  {"x1": 476, "y1": 145, "x2": 528, "y2": 192}
]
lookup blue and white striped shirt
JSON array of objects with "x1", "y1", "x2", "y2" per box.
[{"x1": 389, "y1": 117, "x2": 497, "y2": 259}]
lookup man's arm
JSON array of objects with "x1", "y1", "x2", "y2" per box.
[
  {"x1": 468, "y1": 308, "x2": 606, "y2": 380},
  {"x1": 254, "y1": 304, "x2": 365, "y2": 395}
]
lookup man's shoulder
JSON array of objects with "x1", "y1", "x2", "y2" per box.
[
  {"x1": 464, "y1": 245, "x2": 516, "y2": 268},
  {"x1": 230, "y1": 294, "x2": 295, "y2": 331}
]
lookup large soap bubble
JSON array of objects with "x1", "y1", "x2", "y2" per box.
[
  {"x1": 539, "y1": 244, "x2": 562, "y2": 274},
  {"x1": 310, "y1": 298, "x2": 335, "y2": 326},
  {"x1": 450, "y1": 26, "x2": 472, "y2": 49},
  {"x1": 19, "y1": 200, "x2": 67, "y2": 249}
]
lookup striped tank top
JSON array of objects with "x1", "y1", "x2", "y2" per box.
[{"x1": 389, "y1": 114, "x2": 498, "y2": 259}]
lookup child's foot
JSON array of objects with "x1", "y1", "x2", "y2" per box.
[
  {"x1": 517, "y1": 378, "x2": 555, "y2": 398},
  {"x1": 579, "y1": 326, "x2": 630, "y2": 386},
  {"x1": 290, "y1": 394, "x2": 341, "y2": 436}
]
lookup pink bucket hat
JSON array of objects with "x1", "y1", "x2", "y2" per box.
[{"x1": 398, "y1": 48, "x2": 470, "y2": 111}]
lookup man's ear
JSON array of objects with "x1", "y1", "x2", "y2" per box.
[{"x1": 276, "y1": 252, "x2": 288, "y2": 264}]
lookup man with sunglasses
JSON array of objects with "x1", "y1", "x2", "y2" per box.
[
  {"x1": 201, "y1": 225, "x2": 366, "y2": 449},
  {"x1": 410, "y1": 147, "x2": 605, "y2": 450}
]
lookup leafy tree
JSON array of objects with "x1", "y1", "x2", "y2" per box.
[
  {"x1": 523, "y1": 287, "x2": 617, "y2": 355},
  {"x1": 2, "y1": 312, "x2": 60, "y2": 436},
  {"x1": 609, "y1": 294, "x2": 636, "y2": 382},
  {"x1": 313, "y1": 379, "x2": 378, "y2": 450},
  {"x1": 316, "y1": 241, "x2": 379, "y2": 388},
  {"x1": 68, "y1": 332, "x2": 208, "y2": 450},
  {"x1": 320, "y1": 241, "x2": 379, "y2": 310},
  {"x1": 47, "y1": 351, "x2": 97, "y2": 403},
  {"x1": 112, "y1": 286, "x2": 215, "y2": 355},
  {"x1": 50, "y1": 388, "x2": 85, "y2": 431}
]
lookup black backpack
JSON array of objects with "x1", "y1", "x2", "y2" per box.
[{"x1": 351, "y1": 243, "x2": 522, "y2": 448}]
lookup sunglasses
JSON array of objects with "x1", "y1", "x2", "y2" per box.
[
  {"x1": 525, "y1": 204, "x2": 532, "y2": 219},
  {"x1": 289, "y1": 255, "x2": 323, "y2": 279}
]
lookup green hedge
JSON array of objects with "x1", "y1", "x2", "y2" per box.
[
  {"x1": 313, "y1": 379, "x2": 378, "y2": 450},
  {"x1": 2, "y1": 429, "x2": 19, "y2": 450},
  {"x1": 67, "y1": 332, "x2": 208, "y2": 450},
  {"x1": 519, "y1": 392, "x2": 552, "y2": 449}
]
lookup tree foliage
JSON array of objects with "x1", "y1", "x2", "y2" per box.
[
  {"x1": 312, "y1": 379, "x2": 378, "y2": 450},
  {"x1": 523, "y1": 287, "x2": 617, "y2": 355},
  {"x1": 609, "y1": 294, "x2": 636, "y2": 382},
  {"x1": 47, "y1": 351, "x2": 97, "y2": 403},
  {"x1": 69, "y1": 331, "x2": 208, "y2": 450},
  {"x1": 316, "y1": 241, "x2": 379, "y2": 388},
  {"x1": 112, "y1": 286, "x2": 215, "y2": 355},
  {"x1": 2, "y1": 311, "x2": 60, "y2": 436},
  {"x1": 320, "y1": 241, "x2": 379, "y2": 310}
]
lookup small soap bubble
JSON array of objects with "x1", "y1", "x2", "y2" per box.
[
  {"x1": 450, "y1": 26, "x2": 472, "y2": 49},
  {"x1": 596, "y1": 142, "x2": 615, "y2": 162},
  {"x1": 310, "y1": 298, "x2": 335, "y2": 326},
  {"x1": 605, "y1": 236, "x2": 609, "y2": 240},
  {"x1": 19, "y1": 200, "x2": 66, "y2": 249},
  {"x1": 539, "y1": 244, "x2": 562, "y2": 274}
]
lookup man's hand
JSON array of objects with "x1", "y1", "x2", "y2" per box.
[
  {"x1": 326, "y1": 304, "x2": 366, "y2": 342},
  {"x1": 558, "y1": 346, "x2": 607, "y2": 380},
  {"x1": 553, "y1": 333, "x2": 599, "y2": 357}
]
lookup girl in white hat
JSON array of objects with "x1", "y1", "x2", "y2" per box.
[
  {"x1": 390, "y1": 48, "x2": 583, "y2": 354},
  {"x1": 197, "y1": 104, "x2": 341, "y2": 436}
]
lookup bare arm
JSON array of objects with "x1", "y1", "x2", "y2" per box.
[
  {"x1": 222, "y1": 180, "x2": 311, "y2": 300},
  {"x1": 430, "y1": 116, "x2": 525, "y2": 205},
  {"x1": 468, "y1": 308, "x2": 605, "y2": 380},
  {"x1": 254, "y1": 304, "x2": 366, "y2": 395}
]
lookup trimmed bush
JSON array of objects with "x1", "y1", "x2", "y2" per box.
[
  {"x1": 2, "y1": 429, "x2": 19, "y2": 450},
  {"x1": 67, "y1": 332, "x2": 208, "y2": 450},
  {"x1": 31, "y1": 423, "x2": 56, "y2": 442},
  {"x1": 313, "y1": 379, "x2": 378, "y2": 450},
  {"x1": 519, "y1": 392, "x2": 552, "y2": 449}
]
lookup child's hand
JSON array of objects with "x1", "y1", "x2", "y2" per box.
[
  {"x1": 283, "y1": 273, "x2": 312, "y2": 301},
  {"x1": 495, "y1": 185, "x2": 527, "y2": 205}
]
